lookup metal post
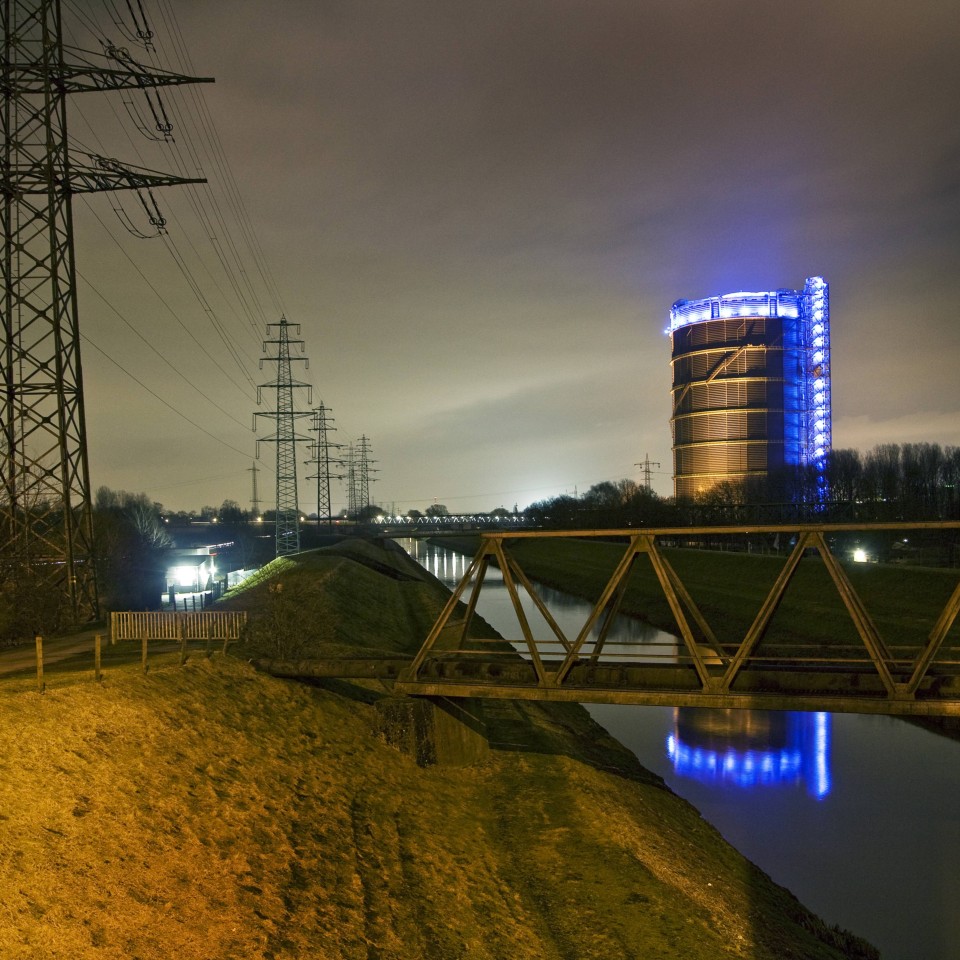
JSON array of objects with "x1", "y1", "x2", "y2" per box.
[{"x1": 35, "y1": 634, "x2": 44, "y2": 693}]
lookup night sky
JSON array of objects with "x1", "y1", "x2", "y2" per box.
[{"x1": 67, "y1": 0, "x2": 960, "y2": 514}]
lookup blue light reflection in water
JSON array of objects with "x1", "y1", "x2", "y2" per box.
[{"x1": 665, "y1": 708, "x2": 831, "y2": 798}]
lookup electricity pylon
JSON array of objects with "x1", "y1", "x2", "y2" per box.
[
  {"x1": 305, "y1": 402, "x2": 343, "y2": 530},
  {"x1": 635, "y1": 453, "x2": 661, "y2": 491},
  {"x1": 344, "y1": 441, "x2": 356, "y2": 519},
  {"x1": 1, "y1": 1, "x2": 210, "y2": 623},
  {"x1": 247, "y1": 462, "x2": 262, "y2": 517},
  {"x1": 354, "y1": 434, "x2": 378, "y2": 519},
  {"x1": 254, "y1": 319, "x2": 312, "y2": 556}
]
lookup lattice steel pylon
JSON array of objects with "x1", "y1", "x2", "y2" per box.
[
  {"x1": 254, "y1": 319, "x2": 312, "y2": 557},
  {"x1": 354, "y1": 434, "x2": 378, "y2": 518},
  {"x1": 1, "y1": 1, "x2": 209, "y2": 623},
  {"x1": 247, "y1": 461, "x2": 262, "y2": 517},
  {"x1": 344, "y1": 441, "x2": 356, "y2": 519},
  {"x1": 305, "y1": 402, "x2": 342, "y2": 530}
]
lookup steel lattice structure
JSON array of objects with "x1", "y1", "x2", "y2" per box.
[
  {"x1": 1, "y1": 0, "x2": 209, "y2": 622},
  {"x1": 254, "y1": 319, "x2": 311, "y2": 557},
  {"x1": 305, "y1": 402, "x2": 342, "y2": 530},
  {"x1": 354, "y1": 434, "x2": 377, "y2": 518}
]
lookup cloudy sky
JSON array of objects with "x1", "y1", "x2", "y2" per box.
[{"x1": 65, "y1": 0, "x2": 960, "y2": 514}]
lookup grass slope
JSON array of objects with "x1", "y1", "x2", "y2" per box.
[{"x1": 0, "y1": 539, "x2": 877, "y2": 959}]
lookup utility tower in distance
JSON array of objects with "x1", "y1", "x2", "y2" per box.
[
  {"x1": 1, "y1": 2, "x2": 210, "y2": 622},
  {"x1": 247, "y1": 462, "x2": 262, "y2": 518},
  {"x1": 354, "y1": 435, "x2": 378, "y2": 519},
  {"x1": 305, "y1": 402, "x2": 342, "y2": 530},
  {"x1": 636, "y1": 453, "x2": 661, "y2": 492},
  {"x1": 254, "y1": 319, "x2": 312, "y2": 556}
]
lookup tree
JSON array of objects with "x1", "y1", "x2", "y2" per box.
[
  {"x1": 825, "y1": 448, "x2": 862, "y2": 505},
  {"x1": 218, "y1": 499, "x2": 245, "y2": 522},
  {"x1": 93, "y1": 489, "x2": 172, "y2": 611},
  {"x1": 425, "y1": 504, "x2": 449, "y2": 517}
]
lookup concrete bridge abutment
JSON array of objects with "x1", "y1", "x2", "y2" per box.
[{"x1": 374, "y1": 695, "x2": 489, "y2": 767}]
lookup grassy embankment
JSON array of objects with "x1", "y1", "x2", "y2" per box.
[{"x1": 0, "y1": 538, "x2": 878, "y2": 960}]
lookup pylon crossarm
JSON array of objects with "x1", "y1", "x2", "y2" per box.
[
  {"x1": 814, "y1": 533, "x2": 898, "y2": 696},
  {"x1": 720, "y1": 534, "x2": 811, "y2": 691},
  {"x1": 408, "y1": 546, "x2": 488, "y2": 677},
  {"x1": 904, "y1": 576, "x2": 960, "y2": 695},
  {"x1": 494, "y1": 539, "x2": 550, "y2": 685},
  {"x1": 556, "y1": 536, "x2": 643, "y2": 684},
  {"x1": 645, "y1": 540, "x2": 712, "y2": 688},
  {"x1": 504, "y1": 553, "x2": 572, "y2": 654}
]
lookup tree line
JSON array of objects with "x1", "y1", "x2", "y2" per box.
[{"x1": 525, "y1": 443, "x2": 960, "y2": 529}]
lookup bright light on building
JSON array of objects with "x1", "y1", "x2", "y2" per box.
[
  {"x1": 173, "y1": 565, "x2": 198, "y2": 587},
  {"x1": 853, "y1": 548, "x2": 868, "y2": 563}
]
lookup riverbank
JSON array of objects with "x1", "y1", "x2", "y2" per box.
[{"x1": 0, "y1": 538, "x2": 877, "y2": 959}]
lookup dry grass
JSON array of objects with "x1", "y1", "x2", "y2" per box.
[{"x1": 0, "y1": 540, "x2": 878, "y2": 959}]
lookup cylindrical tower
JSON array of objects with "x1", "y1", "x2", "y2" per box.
[{"x1": 668, "y1": 277, "x2": 830, "y2": 500}]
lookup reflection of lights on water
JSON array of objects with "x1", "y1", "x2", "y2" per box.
[
  {"x1": 667, "y1": 736, "x2": 802, "y2": 787},
  {"x1": 666, "y1": 711, "x2": 831, "y2": 799},
  {"x1": 812, "y1": 711, "x2": 830, "y2": 798}
]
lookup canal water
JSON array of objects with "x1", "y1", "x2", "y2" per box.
[{"x1": 401, "y1": 539, "x2": 960, "y2": 960}]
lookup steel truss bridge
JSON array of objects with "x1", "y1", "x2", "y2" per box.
[{"x1": 356, "y1": 522, "x2": 960, "y2": 717}]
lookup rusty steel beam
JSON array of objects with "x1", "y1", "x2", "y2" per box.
[
  {"x1": 391, "y1": 677, "x2": 960, "y2": 718},
  {"x1": 402, "y1": 522, "x2": 960, "y2": 714}
]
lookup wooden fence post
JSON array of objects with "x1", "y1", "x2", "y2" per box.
[
  {"x1": 141, "y1": 631, "x2": 149, "y2": 674},
  {"x1": 205, "y1": 621, "x2": 212, "y2": 658},
  {"x1": 179, "y1": 618, "x2": 188, "y2": 666},
  {"x1": 35, "y1": 635, "x2": 44, "y2": 694},
  {"x1": 95, "y1": 634, "x2": 102, "y2": 683}
]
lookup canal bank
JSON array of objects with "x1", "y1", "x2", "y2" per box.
[
  {"x1": 403, "y1": 537, "x2": 960, "y2": 960},
  {"x1": 229, "y1": 537, "x2": 875, "y2": 959}
]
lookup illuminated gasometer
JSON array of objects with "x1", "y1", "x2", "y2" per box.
[{"x1": 668, "y1": 277, "x2": 831, "y2": 501}]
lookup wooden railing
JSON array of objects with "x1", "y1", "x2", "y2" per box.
[{"x1": 110, "y1": 610, "x2": 248, "y2": 643}]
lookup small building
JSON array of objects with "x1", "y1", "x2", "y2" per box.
[{"x1": 163, "y1": 540, "x2": 239, "y2": 598}]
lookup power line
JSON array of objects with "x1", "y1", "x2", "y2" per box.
[{"x1": 81, "y1": 333, "x2": 252, "y2": 458}]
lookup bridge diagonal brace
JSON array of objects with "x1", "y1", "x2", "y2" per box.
[
  {"x1": 903, "y1": 576, "x2": 960, "y2": 696},
  {"x1": 407, "y1": 544, "x2": 490, "y2": 678},
  {"x1": 719, "y1": 534, "x2": 811, "y2": 692},
  {"x1": 494, "y1": 540, "x2": 551, "y2": 686},
  {"x1": 589, "y1": 569, "x2": 633, "y2": 664},
  {"x1": 645, "y1": 537, "x2": 715, "y2": 689},
  {"x1": 503, "y1": 554, "x2": 572, "y2": 654},
  {"x1": 656, "y1": 549, "x2": 721, "y2": 654},
  {"x1": 459, "y1": 554, "x2": 492, "y2": 647},
  {"x1": 814, "y1": 532, "x2": 898, "y2": 696},
  {"x1": 555, "y1": 536, "x2": 643, "y2": 684}
]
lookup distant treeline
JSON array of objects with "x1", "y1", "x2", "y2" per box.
[{"x1": 525, "y1": 443, "x2": 960, "y2": 528}]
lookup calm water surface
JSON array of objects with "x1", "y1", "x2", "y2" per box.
[{"x1": 402, "y1": 539, "x2": 960, "y2": 960}]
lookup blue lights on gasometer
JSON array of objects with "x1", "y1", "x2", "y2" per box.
[
  {"x1": 803, "y1": 276, "x2": 831, "y2": 495},
  {"x1": 667, "y1": 276, "x2": 831, "y2": 487}
]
